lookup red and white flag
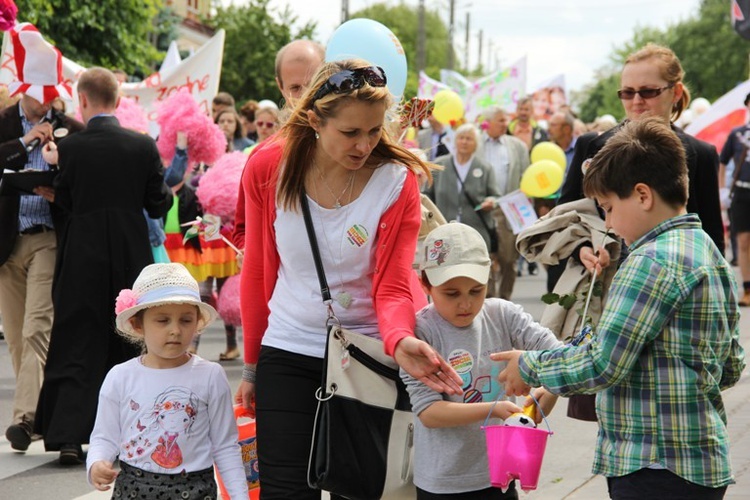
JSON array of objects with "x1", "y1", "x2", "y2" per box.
[{"x1": 685, "y1": 80, "x2": 750, "y2": 151}]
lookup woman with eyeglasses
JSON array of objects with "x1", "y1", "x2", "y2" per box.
[
  {"x1": 559, "y1": 43, "x2": 723, "y2": 255},
  {"x1": 236, "y1": 59, "x2": 464, "y2": 498},
  {"x1": 556, "y1": 44, "x2": 724, "y2": 422}
]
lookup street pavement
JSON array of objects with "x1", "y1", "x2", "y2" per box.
[{"x1": 1, "y1": 267, "x2": 749, "y2": 499}]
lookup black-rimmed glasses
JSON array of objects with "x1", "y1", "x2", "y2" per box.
[
  {"x1": 617, "y1": 84, "x2": 675, "y2": 100},
  {"x1": 312, "y1": 66, "x2": 387, "y2": 102}
]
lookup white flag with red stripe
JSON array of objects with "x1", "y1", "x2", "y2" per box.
[
  {"x1": 684, "y1": 80, "x2": 750, "y2": 151},
  {"x1": 4, "y1": 23, "x2": 72, "y2": 104},
  {"x1": 1, "y1": 29, "x2": 225, "y2": 138}
]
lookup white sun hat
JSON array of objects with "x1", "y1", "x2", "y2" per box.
[{"x1": 115, "y1": 263, "x2": 218, "y2": 337}]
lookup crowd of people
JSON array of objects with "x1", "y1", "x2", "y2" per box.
[{"x1": 0, "y1": 21, "x2": 745, "y2": 500}]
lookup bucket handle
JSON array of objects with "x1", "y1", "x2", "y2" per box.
[{"x1": 483, "y1": 392, "x2": 553, "y2": 435}]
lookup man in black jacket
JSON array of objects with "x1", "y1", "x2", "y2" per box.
[
  {"x1": 0, "y1": 23, "x2": 84, "y2": 453},
  {"x1": 33, "y1": 67, "x2": 172, "y2": 465}
]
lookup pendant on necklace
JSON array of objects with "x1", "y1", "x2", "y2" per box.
[
  {"x1": 336, "y1": 291, "x2": 353, "y2": 309},
  {"x1": 333, "y1": 201, "x2": 342, "y2": 209}
]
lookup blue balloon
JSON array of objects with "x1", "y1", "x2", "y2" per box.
[{"x1": 325, "y1": 18, "x2": 408, "y2": 100}]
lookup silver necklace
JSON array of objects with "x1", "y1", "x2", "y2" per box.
[
  {"x1": 310, "y1": 172, "x2": 356, "y2": 309},
  {"x1": 315, "y1": 164, "x2": 355, "y2": 209}
]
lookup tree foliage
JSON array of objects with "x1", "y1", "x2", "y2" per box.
[
  {"x1": 205, "y1": 0, "x2": 316, "y2": 104},
  {"x1": 576, "y1": 71, "x2": 622, "y2": 124},
  {"x1": 351, "y1": 2, "x2": 452, "y2": 99},
  {"x1": 668, "y1": 0, "x2": 749, "y2": 100},
  {"x1": 13, "y1": 0, "x2": 162, "y2": 76},
  {"x1": 578, "y1": 0, "x2": 750, "y2": 122}
]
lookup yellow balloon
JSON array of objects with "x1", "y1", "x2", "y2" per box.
[
  {"x1": 531, "y1": 142, "x2": 567, "y2": 171},
  {"x1": 520, "y1": 160, "x2": 564, "y2": 198},
  {"x1": 432, "y1": 89, "x2": 464, "y2": 125}
]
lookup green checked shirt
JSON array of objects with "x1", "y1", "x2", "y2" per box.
[{"x1": 519, "y1": 213, "x2": 745, "y2": 488}]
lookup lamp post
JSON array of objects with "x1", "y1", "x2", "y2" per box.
[
  {"x1": 417, "y1": 0, "x2": 426, "y2": 72},
  {"x1": 464, "y1": 12, "x2": 470, "y2": 71},
  {"x1": 341, "y1": 0, "x2": 349, "y2": 24},
  {"x1": 477, "y1": 29, "x2": 483, "y2": 73},
  {"x1": 447, "y1": 0, "x2": 455, "y2": 69}
]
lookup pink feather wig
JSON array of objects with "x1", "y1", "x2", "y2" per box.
[
  {"x1": 156, "y1": 87, "x2": 226, "y2": 167},
  {"x1": 195, "y1": 151, "x2": 247, "y2": 223},
  {"x1": 217, "y1": 274, "x2": 242, "y2": 326},
  {"x1": 115, "y1": 96, "x2": 149, "y2": 133},
  {"x1": 0, "y1": 0, "x2": 18, "y2": 31}
]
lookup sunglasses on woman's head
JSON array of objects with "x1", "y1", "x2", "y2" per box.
[
  {"x1": 617, "y1": 84, "x2": 674, "y2": 100},
  {"x1": 312, "y1": 66, "x2": 387, "y2": 102},
  {"x1": 255, "y1": 121, "x2": 276, "y2": 129}
]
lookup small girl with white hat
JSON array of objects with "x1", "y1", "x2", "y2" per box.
[{"x1": 86, "y1": 263, "x2": 248, "y2": 499}]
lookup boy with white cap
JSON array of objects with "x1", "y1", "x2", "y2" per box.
[{"x1": 401, "y1": 222, "x2": 562, "y2": 499}]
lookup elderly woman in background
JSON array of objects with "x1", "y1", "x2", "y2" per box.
[{"x1": 424, "y1": 123, "x2": 500, "y2": 285}]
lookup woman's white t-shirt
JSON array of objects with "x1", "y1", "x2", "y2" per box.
[{"x1": 264, "y1": 163, "x2": 407, "y2": 359}]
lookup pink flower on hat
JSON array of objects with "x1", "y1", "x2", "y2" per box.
[
  {"x1": 0, "y1": 0, "x2": 18, "y2": 32},
  {"x1": 115, "y1": 289, "x2": 138, "y2": 315}
]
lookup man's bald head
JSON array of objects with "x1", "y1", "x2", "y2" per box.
[
  {"x1": 275, "y1": 39, "x2": 325, "y2": 101},
  {"x1": 78, "y1": 67, "x2": 119, "y2": 109}
]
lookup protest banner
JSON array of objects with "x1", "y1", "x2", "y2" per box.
[
  {"x1": 497, "y1": 190, "x2": 538, "y2": 234},
  {"x1": 529, "y1": 74, "x2": 566, "y2": 122},
  {"x1": 418, "y1": 58, "x2": 527, "y2": 122},
  {"x1": 1, "y1": 28, "x2": 225, "y2": 138}
]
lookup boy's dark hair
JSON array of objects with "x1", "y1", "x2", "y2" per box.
[{"x1": 583, "y1": 117, "x2": 688, "y2": 206}]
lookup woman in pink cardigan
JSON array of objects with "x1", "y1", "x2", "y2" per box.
[{"x1": 236, "y1": 59, "x2": 463, "y2": 497}]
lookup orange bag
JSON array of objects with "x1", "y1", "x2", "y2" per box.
[{"x1": 217, "y1": 405, "x2": 260, "y2": 499}]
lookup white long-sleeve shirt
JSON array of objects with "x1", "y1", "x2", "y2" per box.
[{"x1": 87, "y1": 355, "x2": 248, "y2": 499}]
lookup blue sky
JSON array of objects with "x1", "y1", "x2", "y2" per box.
[{"x1": 224, "y1": 0, "x2": 703, "y2": 93}]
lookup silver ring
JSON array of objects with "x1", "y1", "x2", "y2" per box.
[{"x1": 435, "y1": 370, "x2": 442, "y2": 377}]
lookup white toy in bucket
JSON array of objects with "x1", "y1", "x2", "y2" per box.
[{"x1": 481, "y1": 393, "x2": 553, "y2": 492}]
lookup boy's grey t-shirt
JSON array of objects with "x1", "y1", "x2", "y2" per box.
[{"x1": 401, "y1": 298, "x2": 563, "y2": 494}]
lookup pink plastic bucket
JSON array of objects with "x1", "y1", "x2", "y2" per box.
[
  {"x1": 482, "y1": 424, "x2": 551, "y2": 491},
  {"x1": 481, "y1": 394, "x2": 553, "y2": 491}
]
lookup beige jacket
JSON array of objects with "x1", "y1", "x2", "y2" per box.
[
  {"x1": 516, "y1": 198, "x2": 621, "y2": 339},
  {"x1": 413, "y1": 194, "x2": 448, "y2": 269}
]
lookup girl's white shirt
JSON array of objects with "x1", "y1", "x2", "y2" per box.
[{"x1": 86, "y1": 355, "x2": 248, "y2": 499}]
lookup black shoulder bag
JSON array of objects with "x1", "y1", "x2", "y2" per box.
[{"x1": 301, "y1": 192, "x2": 415, "y2": 499}]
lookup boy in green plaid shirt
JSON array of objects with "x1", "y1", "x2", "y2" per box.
[{"x1": 493, "y1": 118, "x2": 745, "y2": 499}]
